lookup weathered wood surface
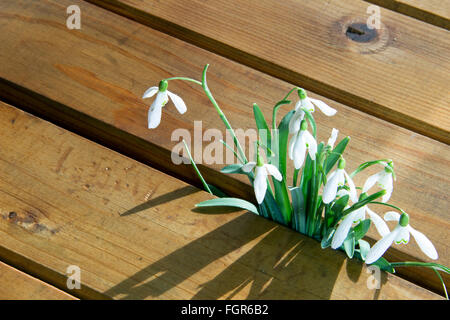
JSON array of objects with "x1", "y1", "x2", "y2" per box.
[
  {"x1": 87, "y1": 0, "x2": 450, "y2": 144},
  {"x1": 0, "y1": 0, "x2": 448, "y2": 293},
  {"x1": 0, "y1": 261, "x2": 77, "y2": 300},
  {"x1": 0, "y1": 101, "x2": 442, "y2": 300},
  {"x1": 367, "y1": 0, "x2": 450, "y2": 29}
]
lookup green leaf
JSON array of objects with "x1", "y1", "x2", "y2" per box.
[
  {"x1": 290, "y1": 186, "x2": 306, "y2": 233},
  {"x1": 327, "y1": 195, "x2": 349, "y2": 228},
  {"x1": 275, "y1": 110, "x2": 294, "y2": 180},
  {"x1": 207, "y1": 184, "x2": 228, "y2": 198},
  {"x1": 343, "y1": 231, "x2": 355, "y2": 258},
  {"x1": 371, "y1": 257, "x2": 395, "y2": 273},
  {"x1": 325, "y1": 137, "x2": 350, "y2": 174},
  {"x1": 253, "y1": 103, "x2": 271, "y2": 151},
  {"x1": 342, "y1": 190, "x2": 386, "y2": 216},
  {"x1": 321, "y1": 228, "x2": 335, "y2": 249},
  {"x1": 196, "y1": 198, "x2": 259, "y2": 215},
  {"x1": 220, "y1": 164, "x2": 245, "y2": 174},
  {"x1": 263, "y1": 191, "x2": 285, "y2": 225},
  {"x1": 358, "y1": 239, "x2": 371, "y2": 260},
  {"x1": 354, "y1": 219, "x2": 371, "y2": 241}
]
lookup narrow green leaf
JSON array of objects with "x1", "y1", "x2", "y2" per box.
[
  {"x1": 342, "y1": 190, "x2": 386, "y2": 216},
  {"x1": 207, "y1": 184, "x2": 228, "y2": 198},
  {"x1": 371, "y1": 257, "x2": 395, "y2": 273},
  {"x1": 321, "y1": 228, "x2": 335, "y2": 249},
  {"x1": 253, "y1": 103, "x2": 271, "y2": 151},
  {"x1": 325, "y1": 137, "x2": 350, "y2": 174},
  {"x1": 290, "y1": 186, "x2": 306, "y2": 233},
  {"x1": 358, "y1": 239, "x2": 371, "y2": 260},
  {"x1": 263, "y1": 191, "x2": 285, "y2": 225},
  {"x1": 275, "y1": 110, "x2": 295, "y2": 180},
  {"x1": 354, "y1": 219, "x2": 371, "y2": 241},
  {"x1": 343, "y1": 231, "x2": 355, "y2": 258},
  {"x1": 196, "y1": 198, "x2": 259, "y2": 215},
  {"x1": 220, "y1": 164, "x2": 245, "y2": 174}
]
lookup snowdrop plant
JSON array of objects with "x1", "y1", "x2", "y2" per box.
[{"x1": 143, "y1": 65, "x2": 449, "y2": 298}]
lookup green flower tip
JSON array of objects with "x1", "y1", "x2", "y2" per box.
[
  {"x1": 338, "y1": 158, "x2": 346, "y2": 169},
  {"x1": 399, "y1": 213, "x2": 409, "y2": 227},
  {"x1": 298, "y1": 88, "x2": 307, "y2": 100},
  {"x1": 300, "y1": 119, "x2": 308, "y2": 131},
  {"x1": 359, "y1": 192, "x2": 368, "y2": 201},
  {"x1": 159, "y1": 80, "x2": 168, "y2": 92},
  {"x1": 256, "y1": 154, "x2": 265, "y2": 167}
]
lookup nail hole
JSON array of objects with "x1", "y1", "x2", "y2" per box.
[{"x1": 345, "y1": 23, "x2": 377, "y2": 42}]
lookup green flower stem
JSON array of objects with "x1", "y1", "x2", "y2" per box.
[
  {"x1": 182, "y1": 140, "x2": 213, "y2": 195},
  {"x1": 164, "y1": 77, "x2": 202, "y2": 86},
  {"x1": 349, "y1": 159, "x2": 392, "y2": 178},
  {"x1": 202, "y1": 65, "x2": 248, "y2": 163},
  {"x1": 390, "y1": 261, "x2": 449, "y2": 299},
  {"x1": 369, "y1": 201, "x2": 406, "y2": 214}
]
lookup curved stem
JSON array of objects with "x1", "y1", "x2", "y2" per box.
[
  {"x1": 202, "y1": 64, "x2": 248, "y2": 163},
  {"x1": 164, "y1": 77, "x2": 202, "y2": 86},
  {"x1": 369, "y1": 201, "x2": 406, "y2": 214}
]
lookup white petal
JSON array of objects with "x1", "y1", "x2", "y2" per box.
[
  {"x1": 322, "y1": 169, "x2": 344, "y2": 204},
  {"x1": 303, "y1": 131, "x2": 317, "y2": 161},
  {"x1": 352, "y1": 206, "x2": 367, "y2": 223},
  {"x1": 309, "y1": 98, "x2": 337, "y2": 116},
  {"x1": 289, "y1": 110, "x2": 305, "y2": 134},
  {"x1": 384, "y1": 211, "x2": 400, "y2": 222},
  {"x1": 293, "y1": 100, "x2": 302, "y2": 111},
  {"x1": 254, "y1": 166, "x2": 268, "y2": 204},
  {"x1": 302, "y1": 98, "x2": 315, "y2": 112},
  {"x1": 167, "y1": 91, "x2": 187, "y2": 114},
  {"x1": 288, "y1": 134, "x2": 297, "y2": 160},
  {"x1": 394, "y1": 226, "x2": 410, "y2": 244},
  {"x1": 366, "y1": 207, "x2": 390, "y2": 237},
  {"x1": 327, "y1": 128, "x2": 339, "y2": 148},
  {"x1": 242, "y1": 162, "x2": 256, "y2": 172},
  {"x1": 379, "y1": 172, "x2": 393, "y2": 202},
  {"x1": 293, "y1": 133, "x2": 307, "y2": 169},
  {"x1": 148, "y1": 104, "x2": 162, "y2": 129},
  {"x1": 344, "y1": 170, "x2": 358, "y2": 203},
  {"x1": 264, "y1": 164, "x2": 282, "y2": 181},
  {"x1": 365, "y1": 226, "x2": 400, "y2": 264},
  {"x1": 331, "y1": 211, "x2": 359, "y2": 249},
  {"x1": 142, "y1": 86, "x2": 158, "y2": 99},
  {"x1": 408, "y1": 226, "x2": 439, "y2": 260},
  {"x1": 363, "y1": 172, "x2": 381, "y2": 193}
]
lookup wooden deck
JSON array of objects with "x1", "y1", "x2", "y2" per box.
[{"x1": 0, "y1": 0, "x2": 448, "y2": 300}]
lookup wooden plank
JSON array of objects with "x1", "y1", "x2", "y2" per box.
[
  {"x1": 367, "y1": 0, "x2": 450, "y2": 29},
  {"x1": 87, "y1": 0, "x2": 450, "y2": 144},
  {"x1": 0, "y1": 261, "x2": 77, "y2": 300},
  {"x1": 0, "y1": 101, "x2": 442, "y2": 300},
  {"x1": 0, "y1": 0, "x2": 448, "y2": 292}
]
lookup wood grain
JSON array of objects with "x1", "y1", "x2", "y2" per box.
[
  {"x1": 0, "y1": 101, "x2": 442, "y2": 300},
  {"x1": 87, "y1": 0, "x2": 450, "y2": 144},
  {"x1": 366, "y1": 0, "x2": 450, "y2": 29},
  {"x1": 0, "y1": 0, "x2": 448, "y2": 293},
  {"x1": 0, "y1": 261, "x2": 76, "y2": 300}
]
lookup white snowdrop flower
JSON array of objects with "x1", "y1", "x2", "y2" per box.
[
  {"x1": 362, "y1": 162, "x2": 394, "y2": 202},
  {"x1": 288, "y1": 120, "x2": 317, "y2": 169},
  {"x1": 143, "y1": 80, "x2": 187, "y2": 129},
  {"x1": 289, "y1": 89, "x2": 337, "y2": 134},
  {"x1": 323, "y1": 158, "x2": 358, "y2": 204},
  {"x1": 327, "y1": 128, "x2": 339, "y2": 148},
  {"x1": 242, "y1": 155, "x2": 282, "y2": 204},
  {"x1": 365, "y1": 212, "x2": 438, "y2": 264},
  {"x1": 331, "y1": 197, "x2": 389, "y2": 249}
]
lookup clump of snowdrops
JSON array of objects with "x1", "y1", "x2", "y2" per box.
[{"x1": 143, "y1": 65, "x2": 449, "y2": 298}]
